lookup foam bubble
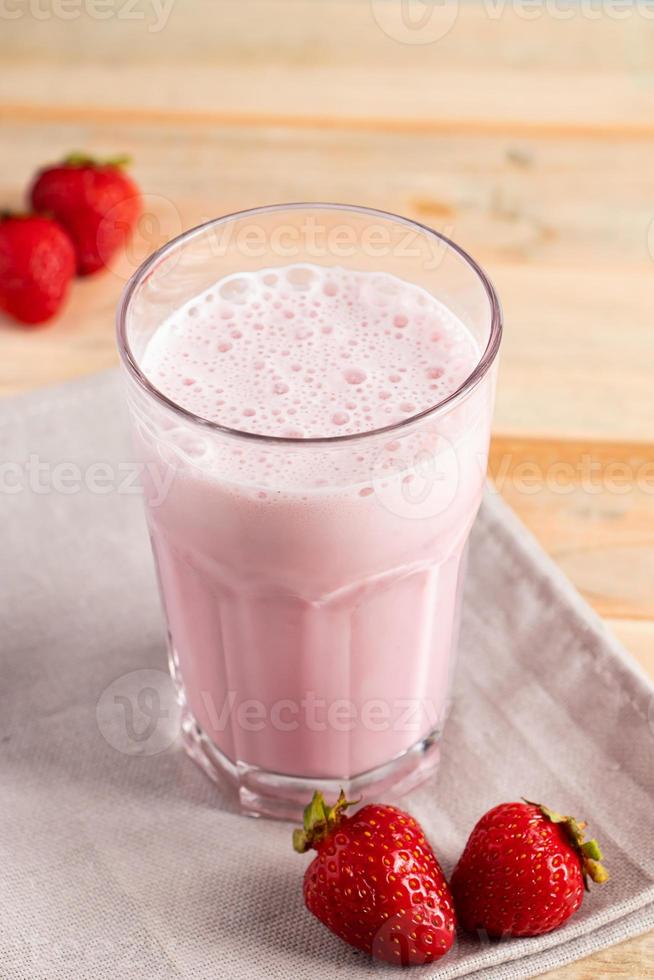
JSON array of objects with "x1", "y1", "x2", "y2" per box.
[{"x1": 141, "y1": 264, "x2": 479, "y2": 440}]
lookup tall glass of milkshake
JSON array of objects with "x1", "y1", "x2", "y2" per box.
[{"x1": 117, "y1": 205, "x2": 502, "y2": 818}]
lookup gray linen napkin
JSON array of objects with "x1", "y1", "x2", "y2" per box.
[{"x1": 1, "y1": 371, "x2": 652, "y2": 980}]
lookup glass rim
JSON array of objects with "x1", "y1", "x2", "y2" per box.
[{"x1": 116, "y1": 202, "x2": 503, "y2": 447}]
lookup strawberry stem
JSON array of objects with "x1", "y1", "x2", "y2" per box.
[
  {"x1": 1, "y1": 211, "x2": 41, "y2": 222},
  {"x1": 523, "y1": 799, "x2": 609, "y2": 890},
  {"x1": 581, "y1": 839, "x2": 603, "y2": 862},
  {"x1": 62, "y1": 151, "x2": 132, "y2": 169},
  {"x1": 292, "y1": 789, "x2": 358, "y2": 853}
]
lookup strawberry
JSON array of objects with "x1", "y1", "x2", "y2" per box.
[
  {"x1": 0, "y1": 214, "x2": 75, "y2": 325},
  {"x1": 451, "y1": 800, "x2": 609, "y2": 938},
  {"x1": 293, "y1": 791, "x2": 456, "y2": 965},
  {"x1": 30, "y1": 153, "x2": 141, "y2": 276}
]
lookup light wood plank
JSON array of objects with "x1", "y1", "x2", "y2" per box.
[
  {"x1": 4, "y1": 114, "x2": 653, "y2": 269},
  {"x1": 489, "y1": 436, "x2": 654, "y2": 621},
  {"x1": 1, "y1": 3, "x2": 654, "y2": 133}
]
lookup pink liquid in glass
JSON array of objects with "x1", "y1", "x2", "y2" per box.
[{"x1": 125, "y1": 255, "x2": 498, "y2": 814}]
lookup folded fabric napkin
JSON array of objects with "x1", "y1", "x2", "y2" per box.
[{"x1": 1, "y1": 371, "x2": 652, "y2": 980}]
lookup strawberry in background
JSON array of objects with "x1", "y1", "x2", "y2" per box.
[
  {"x1": 0, "y1": 215, "x2": 75, "y2": 325},
  {"x1": 30, "y1": 153, "x2": 141, "y2": 276}
]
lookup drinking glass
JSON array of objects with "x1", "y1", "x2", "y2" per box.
[{"x1": 116, "y1": 204, "x2": 502, "y2": 819}]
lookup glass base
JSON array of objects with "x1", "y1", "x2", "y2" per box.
[{"x1": 171, "y1": 654, "x2": 441, "y2": 821}]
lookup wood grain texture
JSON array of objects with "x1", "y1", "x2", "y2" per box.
[
  {"x1": 2, "y1": 2, "x2": 654, "y2": 134},
  {"x1": 489, "y1": 436, "x2": 654, "y2": 621},
  {"x1": 0, "y1": 3, "x2": 651, "y2": 976}
]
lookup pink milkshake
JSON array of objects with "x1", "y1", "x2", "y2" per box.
[{"x1": 117, "y1": 206, "x2": 501, "y2": 817}]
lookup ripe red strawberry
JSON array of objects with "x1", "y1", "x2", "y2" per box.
[
  {"x1": 30, "y1": 153, "x2": 141, "y2": 276},
  {"x1": 293, "y1": 791, "x2": 456, "y2": 965},
  {"x1": 0, "y1": 214, "x2": 75, "y2": 325},
  {"x1": 451, "y1": 800, "x2": 609, "y2": 938}
]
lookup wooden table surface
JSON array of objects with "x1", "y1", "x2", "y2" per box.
[{"x1": 1, "y1": 2, "x2": 652, "y2": 975}]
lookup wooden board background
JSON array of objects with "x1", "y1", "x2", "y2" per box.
[{"x1": 1, "y1": 2, "x2": 652, "y2": 975}]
